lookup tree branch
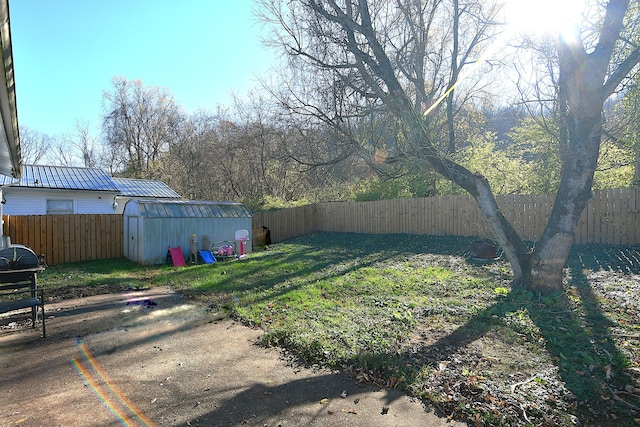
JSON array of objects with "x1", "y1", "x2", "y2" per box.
[{"x1": 603, "y1": 46, "x2": 640, "y2": 97}]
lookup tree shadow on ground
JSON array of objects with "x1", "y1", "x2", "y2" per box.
[
  {"x1": 136, "y1": 239, "x2": 640, "y2": 425},
  {"x1": 172, "y1": 372, "x2": 433, "y2": 427},
  {"x1": 403, "y1": 243, "x2": 640, "y2": 424},
  {"x1": 168, "y1": 233, "x2": 480, "y2": 309}
]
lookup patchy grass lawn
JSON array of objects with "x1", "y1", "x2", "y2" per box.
[{"x1": 39, "y1": 233, "x2": 640, "y2": 426}]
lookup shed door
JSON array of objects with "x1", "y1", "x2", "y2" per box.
[{"x1": 128, "y1": 217, "x2": 138, "y2": 262}]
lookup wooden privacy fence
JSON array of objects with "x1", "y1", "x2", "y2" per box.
[
  {"x1": 253, "y1": 187, "x2": 640, "y2": 246},
  {"x1": 2, "y1": 214, "x2": 123, "y2": 266},
  {"x1": 1, "y1": 188, "x2": 637, "y2": 266}
]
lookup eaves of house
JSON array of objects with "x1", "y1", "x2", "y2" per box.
[{"x1": 0, "y1": 0, "x2": 21, "y2": 178}]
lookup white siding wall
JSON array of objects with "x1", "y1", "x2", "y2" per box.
[
  {"x1": 114, "y1": 196, "x2": 133, "y2": 214},
  {"x1": 2, "y1": 189, "x2": 118, "y2": 215}
]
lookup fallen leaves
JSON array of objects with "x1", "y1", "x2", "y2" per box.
[
  {"x1": 320, "y1": 392, "x2": 374, "y2": 417},
  {"x1": 347, "y1": 365, "x2": 399, "y2": 388}
]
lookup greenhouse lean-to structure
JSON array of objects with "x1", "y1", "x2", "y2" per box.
[{"x1": 123, "y1": 200, "x2": 252, "y2": 265}]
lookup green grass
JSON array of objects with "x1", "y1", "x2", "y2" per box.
[
  {"x1": 37, "y1": 233, "x2": 640, "y2": 426},
  {"x1": 40, "y1": 258, "x2": 166, "y2": 296}
]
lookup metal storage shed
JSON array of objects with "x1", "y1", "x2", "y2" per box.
[{"x1": 123, "y1": 200, "x2": 252, "y2": 265}]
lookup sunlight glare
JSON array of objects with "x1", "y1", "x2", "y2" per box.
[{"x1": 505, "y1": 0, "x2": 584, "y2": 40}]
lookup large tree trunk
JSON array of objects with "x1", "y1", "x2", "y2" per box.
[
  {"x1": 417, "y1": 140, "x2": 533, "y2": 284},
  {"x1": 522, "y1": 0, "x2": 634, "y2": 292},
  {"x1": 528, "y1": 114, "x2": 602, "y2": 292}
]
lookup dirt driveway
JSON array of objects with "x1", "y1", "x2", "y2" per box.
[{"x1": 1, "y1": 287, "x2": 463, "y2": 427}]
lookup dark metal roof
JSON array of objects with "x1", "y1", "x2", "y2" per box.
[
  {"x1": 112, "y1": 178, "x2": 181, "y2": 198},
  {"x1": 133, "y1": 200, "x2": 252, "y2": 218},
  {"x1": 0, "y1": 164, "x2": 119, "y2": 192}
]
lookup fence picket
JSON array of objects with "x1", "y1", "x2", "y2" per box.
[{"x1": 632, "y1": 188, "x2": 639, "y2": 244}]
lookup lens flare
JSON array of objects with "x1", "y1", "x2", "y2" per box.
[{"x1": 71, "y1": 339, "x2": 156, "y2": 427}]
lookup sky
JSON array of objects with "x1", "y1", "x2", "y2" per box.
[
  {"x1": 10, "y1": 0, "x2": 277, "y2": 136},
  {"x1": 9, "y1": 0, "x2": 584, "y2": 139}
]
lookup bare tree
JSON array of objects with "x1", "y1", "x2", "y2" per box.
[
  {"x1": 259, "y1": 0, "x2": 640, "y2": 293},
  {"x1": 70, "y1": 120, "x2": 100, "y2": 168},
  {"x1": 102, "y1": 77, "x2": 183, "y2": 178},
  {"x1": 259, "y1": 0, "x2": 500, "y2": 170},
  {"x1": 159, "y1": 110, "x2": 221, "y2": 200},
  {"x1": 230, "y1": 91, "x2": 329, "y2": 204},
  {"x1": 43, "y1": 120, "x2": 102, "y2": 168},
  {"x1": 18, "y1": 126, "x2": 50, "y2": 165}
]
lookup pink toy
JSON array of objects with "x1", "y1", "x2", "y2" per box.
[{"x1": 219, "y1": 244, "x2": 234, "y2": 256}]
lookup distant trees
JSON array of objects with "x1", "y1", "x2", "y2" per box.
[
  {"x1": 102, "y1": 77, "x2": 183, "y2": 179},
  {"x1": 162, "y1": 111, "x2": 220, "y2": 200},
  {"x1": 18, "y1": 126, "x2": 50, "y2": 165},
  {"x1": 608, "y1": 76, "x2": 640, "y2": 186},
  {"x1": 98, "y1": 77, "x2": 341, "y2": 208},
  {"x1": 17, "y1": 73, "x2": 637, "y2": 213},
  {"x1": 19, "y1": 121, "x2": 102, "y2": 168}
]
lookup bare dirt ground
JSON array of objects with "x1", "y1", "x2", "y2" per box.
[{"x1": 0, "y1": 287, "x2": 464, "y2": 427}]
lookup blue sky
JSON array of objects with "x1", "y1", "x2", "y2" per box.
[
  {"x1": 10, "y1": 1, "x2": 277, "y2": 136},
  {"x1": 10, "y1": 1, "x2": 577, "y2": 139}
]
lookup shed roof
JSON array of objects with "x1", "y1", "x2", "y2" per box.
[
  {"x1": 0, "y1": 164, "x2": 119, "y2": 192},
  {"x1": 130, "y1": 200, "x2": 252, "y2": 218},
  {"x1": 112, "y1": 177, "x2": 181, "y2": 198}
]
